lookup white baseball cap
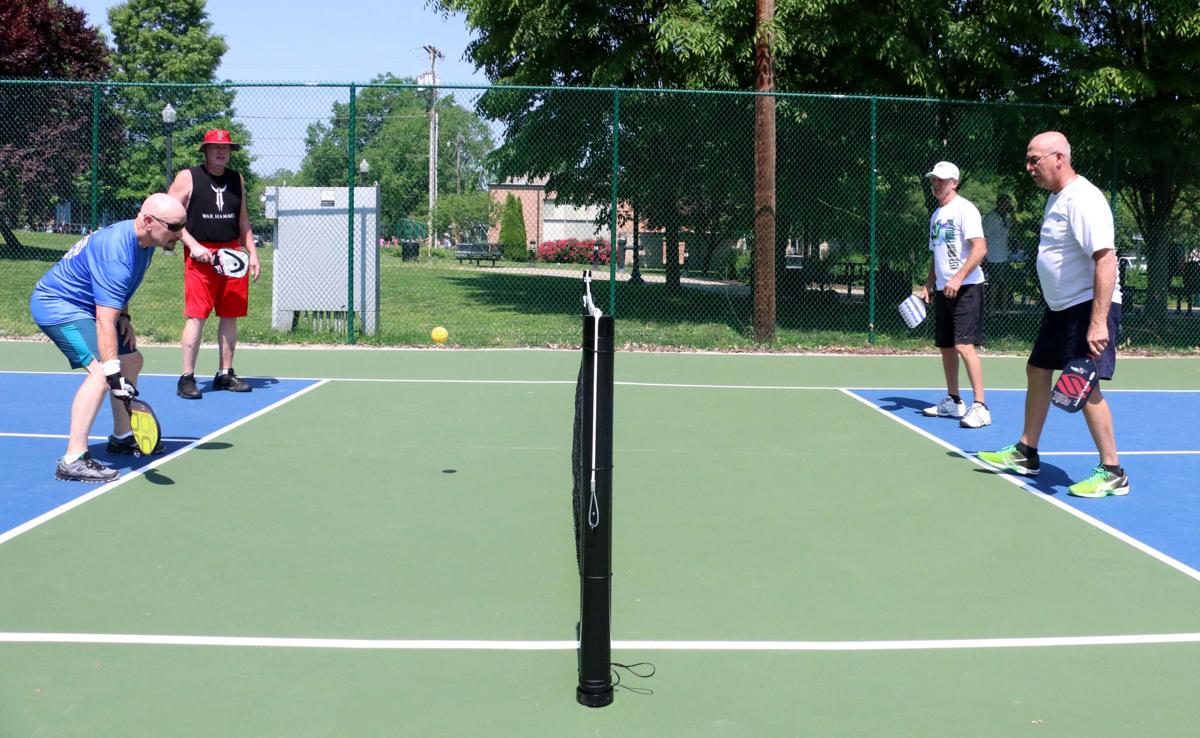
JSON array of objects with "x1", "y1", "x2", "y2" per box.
[{"x1": 924, "y1": 161, "x2": 960, "y2": 181}]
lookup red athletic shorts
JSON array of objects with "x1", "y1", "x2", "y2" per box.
[{"x1": 184, "y1": 239, "x2": 249, "y2": 318}]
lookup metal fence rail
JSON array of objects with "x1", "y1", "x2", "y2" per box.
[{"x1": 2, "y1": 80, "x2": 1197, "y2": 350}]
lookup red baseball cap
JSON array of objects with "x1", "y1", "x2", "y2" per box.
[{"x1": 198, "y1": 129, "x2": 242, "y2": 151}]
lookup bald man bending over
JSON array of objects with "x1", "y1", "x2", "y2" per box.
[
  {"x1": 30, "y1": 193, "x2": 188, "y2": 482},
  {"x1": 977, "y1": 132, "x2": 1128, "y2": 498}
]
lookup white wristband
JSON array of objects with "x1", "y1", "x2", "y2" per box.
[{"x1": 101, "y1": 359, "x2": 120, "y2": 376}]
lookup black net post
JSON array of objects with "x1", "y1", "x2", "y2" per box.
[{"x1": 577, "y1": 313, "x2": 614, "y2": 707}]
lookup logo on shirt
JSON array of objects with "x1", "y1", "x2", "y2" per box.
[
  {"x1": 211, "y1": 184, "x2": 227, "y2": 212},
  {"x1": 932, "y1": 219, "x2": 960, "y2": 269},
  {"x1": 63, "y1": 234, "x2": 92, "y2": 261}
]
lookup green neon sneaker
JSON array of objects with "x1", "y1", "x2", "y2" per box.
[
  {"x1": 976, "y1": 444, "x2": 1040, "y2": 476},
  {"x1": 1068, "y1": 466, "x2": 1130, "y2": 498}
]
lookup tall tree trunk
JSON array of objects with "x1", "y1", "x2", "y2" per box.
[
  {"x1": 1141, "y1": 217, "x2": 1172, "y2": 329},
  {"x1": 753, "y1": 0, "x2": 776, "y2": 341},
  {"x1": 0, "y1": 218, "x2": 23, "y2": 252},
  {"x1": 664, "y1": 213, "x2": 681, "y2": 292}
]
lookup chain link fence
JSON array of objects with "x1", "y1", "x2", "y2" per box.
[{"x1": 2, "y1": 80, "x2": 1198, "y2": 351}]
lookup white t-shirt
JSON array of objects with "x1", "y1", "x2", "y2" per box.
[
  {"x1": 929, "y1": 195, "x2": 985, "y2": 290},
  {"x1": 981, "y1": 211, "x2": 1011, "y2": 262},
  {"x1": 1036, "y1": 175, "x2": 1123, "y2": 311}
]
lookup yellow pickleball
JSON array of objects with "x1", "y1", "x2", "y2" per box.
[{"x1": 431, "y1": 326, "x2": 448, "y2": 344}]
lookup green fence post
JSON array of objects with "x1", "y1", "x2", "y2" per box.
[
  {"x1": 609, "y1": 88, "x2": 620, "y2": 314},
  {"x1": 346, "y1": 83, "x2": 357, "y2": 344},
  {"x1": 867, "y1": 96, "x2": 878, "y2": 344},
  {"x1": 91, "y1": 82, "x2": 100, "y2": 231}
]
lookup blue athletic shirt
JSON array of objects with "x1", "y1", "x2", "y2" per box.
[{"x1": 30, "y1": 221, "x2": 154, "y2": 326}]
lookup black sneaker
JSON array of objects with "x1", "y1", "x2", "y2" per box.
[
  {"x1": 106, "y1": 434, "x2": 163, "y2": 456},
  {"x1": 177, "y1": 373, "x2": 201, "y2": 400},
  {"x1": 55, "y1": 453, "x2": 118, "y2": 483},
  {"x1": 213, "y1": 368, "x2": 251, "y2": 392}
]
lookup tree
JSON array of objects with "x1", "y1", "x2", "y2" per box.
[
  {"x1": 434, "y1": 191, "x2": 495, "y2": 244},
  {"x1": 437, "y1": 0, "x2": 1054, "y2": 297},
  {"x1": 1051, "y1": 0, "x2": 1200, "y2": 329},
  {"x1": 105, "y1": 0, "x2": 251, "y2": 208},
  {"x1": 0, "y1": 0, "x2": 110, "y2": 249},
  {"x1": 498, "y1": 193, "x2": 527, "y2": 260},
  {"x1": 296, "y1": 75, "x2": 494, "y2": 229}
]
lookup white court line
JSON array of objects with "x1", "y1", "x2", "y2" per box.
[
  {"x1": 840, "y1": 388, "x2": 1200, "y2": 584},
  {"x1": 0, "y1": 380, "x2": 330, "y2": 547},
  {"x1": 1040, "y1": 450, "x2": 1200, "y2": 456},
  {"x1": 2, "y1": 631, "x2": 1200, "y2": 651}
]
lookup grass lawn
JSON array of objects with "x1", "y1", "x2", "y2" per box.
[{"x1": 2, "y1": 230, "x2": 1197, "y2": 353}]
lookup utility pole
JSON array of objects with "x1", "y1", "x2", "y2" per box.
[
  {"x1": 421, "y1": 45, "x2": 444, "y2": 258},
  {"x1": 455, "y1": 131, "x2": 464, "y2": 195}
]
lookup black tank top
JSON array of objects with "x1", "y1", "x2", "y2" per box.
[{"x1": 186, "y1": 165, "x2": 243, "y2": 242}]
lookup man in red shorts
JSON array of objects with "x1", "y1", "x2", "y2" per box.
[{"x1": 168, "y1": 129, "x2": 260, "y2": 399}]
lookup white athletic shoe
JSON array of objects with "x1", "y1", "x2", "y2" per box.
[
  {"x1": 959, "y1": 402, "x2": 992, "y2": 428},
  {"x1": 922, "y1": 395, "x2": 966, "y2": 418}
]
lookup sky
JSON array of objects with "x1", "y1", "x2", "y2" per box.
[
  {"x1": 69, "y1": 0, "x2": 492, "y2": 174},
  {"x1": 69, "y1": 0, "x2": 488, "y2": 86}
]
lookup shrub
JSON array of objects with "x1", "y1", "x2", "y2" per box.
[
  {"x1": 536, "y1": 238, "x2": 611, "y2": 265},
  {"x1": 498, "y1": 194, "x2": 528, "y2": 261}
]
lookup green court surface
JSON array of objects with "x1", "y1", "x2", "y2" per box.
[{"x1": 3, "y1": 340, "x2": 1200, "y2": 737}]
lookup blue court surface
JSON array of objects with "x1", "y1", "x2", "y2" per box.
[
  {"x1": 0, "y1": 372, "x2": 318, "y2": 537},
  {"x1": 853, "y1": 388, "x2": 1200, "y2": 573}
]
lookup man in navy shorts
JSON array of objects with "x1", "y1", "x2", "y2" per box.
[
  {"x1": 977, "y1": 132, "x2": 1128, "y2": 498},
  {"x1": 29, "y1": 194, "x2": 187, "y2": 482},
  {"x1": 919, "y1": 161, "x2": 992, "y2": 429}
]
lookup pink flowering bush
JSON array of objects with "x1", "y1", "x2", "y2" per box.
[{"x1": 536, "y1": 238, "x2": 611, "y2": 265}]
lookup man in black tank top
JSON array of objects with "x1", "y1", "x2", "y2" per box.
[{"x1": 167, "y1": 129, "x2": 260, "y2": 399}]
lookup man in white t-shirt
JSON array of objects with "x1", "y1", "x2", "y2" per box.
[
  {"x1": 918, "y1": 161, "x2": 991, "y2": 429},
  {"x1": 978, "y1": 131, "x2": 1128, "y2": 498}
]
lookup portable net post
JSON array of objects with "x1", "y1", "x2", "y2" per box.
[{"x1": 575, "y1": 272, "x2": 615, "y2": 708}]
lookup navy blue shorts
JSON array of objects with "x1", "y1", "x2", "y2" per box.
[
  {"x1": 39, "y1": 318, "x2": 137, "y2": 370},
  {"x1": 1028, "y1": 300, "x2": 1121, "y2": 380},
  {"x1": 933, "y1": 283, "x2": 985, "y2": 348}
]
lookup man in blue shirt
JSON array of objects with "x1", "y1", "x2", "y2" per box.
[{"x1": 30, "y1": 193, "x2": 188, "y2": 482}]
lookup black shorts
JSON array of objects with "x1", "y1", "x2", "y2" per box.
[
  {"x1": 1029, "y1": 300, "x2": 1121, "y2": 379},
  {"x1": 933, "y1": 283, "x2": 985, "y2": 348}
]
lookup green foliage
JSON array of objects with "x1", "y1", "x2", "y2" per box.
[
  {"x1": 497, "y1": 193, "x2": 527, "y2": 260},
  {"x1": 105, "y1": 0, "x2": 252, "y2": 209},
  {"x1": 434, "y1": 191, "x2": 494, "y2": 243},
  {"x1": 0, "y1": 0, "x2": 110, "y2": 247},
  {"x1": 295, "y1": 75, "x2": 495, "y2": 227}
]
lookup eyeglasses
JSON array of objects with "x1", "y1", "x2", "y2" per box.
[
  {"x1": 1025, "y1": 151, "x2": 1060, "y2": 167},
  {"x1": 149, "y1": 214, "x2": 186, "y2": 232}
]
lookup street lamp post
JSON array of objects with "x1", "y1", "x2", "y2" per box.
[
  {"x1": 359, "y1": 158, "x2": 369, "y2": 184},
  {"x1": 161, "y1": 103, "x2": 177, "y2": 190}
]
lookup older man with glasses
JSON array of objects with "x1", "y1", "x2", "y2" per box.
[
  {"x1": 978, "y1": 131, "x2": 1128, "y2": 498},
  {"x1": 29, "y1": 193, "x2": 188, "y2": 482}
]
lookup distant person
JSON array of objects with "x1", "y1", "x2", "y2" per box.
[
  {"x1": 919, "y1": 161, "x2": 991, "y2": 429},
  {"x1": 29, "y1": 194, "x2": 186, "y2": 482},
  {"x1": 983, "y1": 194, "x2": 1016, "y2": 308},
  {"x1": 978, "y1": 131, "x2": 1128, "y2": 498},
  {"x1": 168, "y1": 129, "x2": 260, "y2": 400}
]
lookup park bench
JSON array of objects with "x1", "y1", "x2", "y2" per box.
[{"x1": 455, "y1": 242, "x2": 500, "y2": 266}]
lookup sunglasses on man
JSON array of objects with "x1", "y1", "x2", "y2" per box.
[{"x1": 150, "y1": 214, "x2": 186, "y2": 232}]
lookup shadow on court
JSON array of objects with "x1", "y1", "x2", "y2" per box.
[{"x1": 875, "y1": 395, "x2": 932, "y2": 413}]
